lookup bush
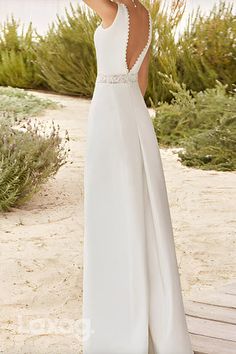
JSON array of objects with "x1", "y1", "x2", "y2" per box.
[
  {"x1": 0, "y1": 17, "x2": 44, "y2": 89},
  {"x1": 0, "y1": 86, "x2": 59, "y2": 122},
  {"x1": 0, "y1": 87, "x2": 68, "y2": 211},
  {"x1": 35, "y1": 4, "x2": 98, "y2": 96},
  {"x1": 144, "y1": 0, "x2": 236, "y2": 104},
  {"x1": 176, "y1": 1, "x2": 236, "y2": 93},
  {"x1": 0, "y1": 119, "x2": 69, "y2": 211},
  {"x1": 179, "y1": 116, "x2": 236, "y2": 171},
  {"x1": 144, "y1": 0, "x2": 185, "y2": 104},
  {"x1": 153, "y1": 78, "x2": 236, "y2": 171}
]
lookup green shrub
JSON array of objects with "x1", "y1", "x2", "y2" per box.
[
  {"x1": 153, "y1": 78, "x2": 236, "y2": 171},
  {"x1": 0, "y1": 18, "x2": 44, "y2": 88},
  {"x1": 145, "y1": 0, "x2": 236, "y2": 104},
  {"x1": 176, "y1": 1, "x2": 236, "y2": 93},
  {"x1": 0, "y1": 86, "x2": 59, "y2": 122},
  {"x1": 144, "y1": 0, "x2": 185, "y2": 104},
  {"x1": 0, "y1": 87, "x2": 67, "y2": 211},
  {"x1": 35, "y1": 4, "x2": 98, "y2": 96},
  {"x1": 153, "y1": 77, "x2": 236, "y2": 143},
  {"x1": 0, "y1": 119, "x2": 69, "y2": 211},
  {"x1": 179, "y1": 116, "x2": 236, "y2": 171}
]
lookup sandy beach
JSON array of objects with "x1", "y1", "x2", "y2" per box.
[{"x1": 0, "y1": 91, "x2": 235, "y2": 353}]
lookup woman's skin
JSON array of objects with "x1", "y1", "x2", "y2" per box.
[{"x1": 82, "y1": 0, "x2": 151, "y2": 96}]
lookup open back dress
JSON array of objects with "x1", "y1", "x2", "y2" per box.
[{"x1": 83, "y1": 2, "x2": 193, "y2": 354}]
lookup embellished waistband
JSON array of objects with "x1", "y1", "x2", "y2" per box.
[{"x1": 96, "y1": 72, "x2": 138, "y2": 84}]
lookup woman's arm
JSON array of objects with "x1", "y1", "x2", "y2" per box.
[
  {"x1": 82, "y1": 0, "x2": 118, "y2": 28},
  {"x1": 138, "y1": 46, "x2": 151, "y2": 97}
]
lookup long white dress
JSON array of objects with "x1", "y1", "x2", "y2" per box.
[{"x1": 83, "y1": 3, "x2": 194, "y2": 354}]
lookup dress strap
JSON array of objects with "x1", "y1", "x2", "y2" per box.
[{"x1": 99, "y1": 2, "x2": 121, "y2": 31}]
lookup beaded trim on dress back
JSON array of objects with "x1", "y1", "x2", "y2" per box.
[
  {"x1": 94, "y1": 2, "x2": 152, "y2": 81},
  {"x1": 123, "y1": 3, "x2": 152, "y2": 74}
]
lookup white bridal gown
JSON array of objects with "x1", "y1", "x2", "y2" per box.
[{"x1": 83, "y1": 3, "x2": 193, "y2": 354}]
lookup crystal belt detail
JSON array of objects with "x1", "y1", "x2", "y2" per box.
[{"x1": 96, "y1": 72, "x2": 138, "y2": 84}]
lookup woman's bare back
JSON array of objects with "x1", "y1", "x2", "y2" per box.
[{"x1": 123, "y1": 2, "x2": 150, "y2": 72}]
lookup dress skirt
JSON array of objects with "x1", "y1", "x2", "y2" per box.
[{"x1": 83, "y1": 79, "x2": 193, "y2": 354}]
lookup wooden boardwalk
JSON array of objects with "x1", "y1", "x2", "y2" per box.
[{"x1": 184, "y1": 282, "x2": 236, "y2": 354}]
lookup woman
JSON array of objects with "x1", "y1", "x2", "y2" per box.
[{"x1": 82, "y1": 1, "x2": 194, "y2": 353}]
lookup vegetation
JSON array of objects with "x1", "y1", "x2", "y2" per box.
[
  {"x1": 0, "y1": 18, "x2": 44, "y2": 89},
  {"x1": 153, "y1": 78, "x2": 236, "y2": 171},
  {"x1": 144, "y1": 0, "x2": 236, "y2": 104},
  {"x1": 144, "y1": 0, "x2": 186, "y2": 103},
  {"x1": 0, "y1": 1, "x2": 235, "y2": 102},
  {"x1": 176, "y1": 1, "x2": 236, "y2": 94},
  {"x1": 0, "y1": 88, "x2": 68, "y2": 211},
  {"x1": 35, "y1": 4, "x2": 98, "y2": 96},
  {"x1": 179, "y1": 118, "x2": 236, "y2": 171},
  {"x1": 0, "y1": 86, "x2": 59, "y2": 122}
]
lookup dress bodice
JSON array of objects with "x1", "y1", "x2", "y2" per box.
[{"x1": 94, "y1": 3, "x2": 152, "y2": 77}]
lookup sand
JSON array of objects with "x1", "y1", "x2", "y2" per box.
[{"x1": 0, "y1": 91, "x2": 235, "y2": 353}]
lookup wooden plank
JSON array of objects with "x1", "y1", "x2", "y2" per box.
[
  {"x1": 190, "y1": 333, "x2": 236, "y2": 354},
  {"x1": 184, "y1": 300, "x2": 236, "y2": 324},
  {"x1": 191, "y1": 292, "x2": 236, "y2": 309},
  {"x1": 186, "y1": 316, "x2": 236, "y2": 342},
  {"x1": 218, "y1": 282, "x2": 236, "y2": 296}
]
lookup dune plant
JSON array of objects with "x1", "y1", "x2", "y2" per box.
[
  {"x1": 144, "y1": 0, "x2": 185, "y2": 104},
  {"x1": 0, "y1": 87, "x2": 67, "y2": 211},
  {"x1": 176, "y1": 1, "x2": 236, "y2": 93},
  {"x1": 0, "y1": 86, "x2": 59, "y2": 122},
  {"x1": 35, "y1": 3, "x2": 98, "y2": 97},
  {"x1": 144, "y1": 0, "x2": 236, "y2": 104},
  {"x1": 0, "y1": 17, "x2": 44, "y2": 88},
  {"x1": 0, "y1": 119, "x2": 69, "y2": 211},
  {"x1": 179, "y1": 116, "x2": 236, "y2": 171},
  {"x1": 153, "y1": 76, "x2": 236, "y2": 171}
]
